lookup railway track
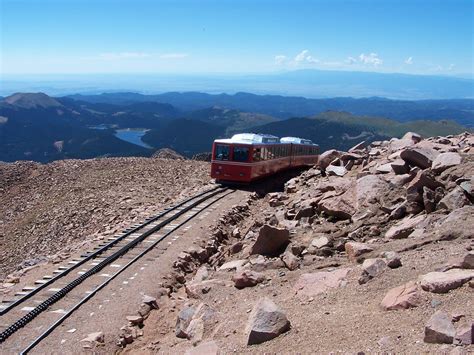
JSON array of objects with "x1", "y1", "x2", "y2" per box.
[{"x1": 0, "y1": 186, "x2": 232, "y2": 354}]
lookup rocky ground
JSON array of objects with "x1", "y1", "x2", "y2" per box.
[
  {"x1": 0, "y1": 157, "x2": 212, "y2": 279},
  {"x1": 117, "y1": 132, "x2": 473, "y2": 354}
]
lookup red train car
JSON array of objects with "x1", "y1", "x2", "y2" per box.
[{"x1": 210, "y1": 133, "x2": 319, "y2": 183}]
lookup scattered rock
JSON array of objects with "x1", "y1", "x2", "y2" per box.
[
  {"x1": 400, "y1": 147, "x2": 439, "y2": 169},
  {"x1": 219, "y1": 259, "x2": 248, "y2": 271},
  {"x1": 385, "y1": 215, "x2": 425, "y2": 239},
  {"x1": 380, "y1": 281, "x2": 424, "y2": 310},
  {"x1": 326, "y1": 165, "x2": 347, "y2": 177},
  {"x1": 246, "y1": 298, "x2": 291, "y2": 345},
  {"x1": 390, "y1": 159, "x2": 409, "y2": 175},
  {"x1": 311, "y1": 236, "x2": 331, "y2": 249},
  {"x1": 453, "y1": 322, "x2": 473, "y2": 345},
  {"x1": 281, "y1": 251, "x2": 299, "y2": 271},
  {"x1": 420, "y1": 269, "x2": 474, "y2": 293},
  {"x1": 294, "y1": 268, "x2": 351, "y2": 297},
  {"x1": 250, "y1": 225, "x2": 290, "y2": 256},
  {"x1": 402, "y1": 132, "x2": 422, "y2": 143},
  {"x1": 359, "y1": 258, "x2": 387, "y2": 284},
  {"x1": 126, "y1": 315, "x2": 143, "y2": 326},
  {"x1": 176, "y1": 306, "x2": 196, "y2": 338},
  {"x1": 438, "y1": 187, "x2": 470, "y2": 211},
  {"x1": 424, "y1": 311, "x2": 456, "y2": 344},
  {"x1": 432, "y1": 152, "x2": 462, "y2": 174},
  {"x1": 318, "y1": 149, "x2": 342, "y2": 170},
  {"x1": 460, "y1": 251, "x2": 474, "y2": 269},
  {"x1": 345, "y1": 242, "x2": 373, "y2": 262},
  {"x1": 380, "y1": 251, "x2": 402, "y2": 268},
  {"x1": 81, "y1": 331, "x2": 105, "y2": 348},
  {"x1": 232, "y1": 270, "x2": 265, "y2": 289}
]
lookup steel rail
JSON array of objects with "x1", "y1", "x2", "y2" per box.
[
  {"x1": 20, "y1": 188, "x2": 234, "y2": 354},
  {"x1": 0, "y1": 186, "x2": 220, "y2": 316},
  {"x1": 0, "y1": 187, "x2": 227, "y2": 344}
]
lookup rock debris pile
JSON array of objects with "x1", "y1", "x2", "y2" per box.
[{"x1": 0, "y1": 157, "x2": 211, "y2": 279}]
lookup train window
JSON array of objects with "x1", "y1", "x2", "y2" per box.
[
  {"x1": 269, "y1": 147, "x2": 275, "y2": 160},
  {"x1": 215, "y1": 144, "x2": 230, "y2": 160},
  {"x1": 253, "y1": 148, "x2": 262, "y2": 161},
  {"x1": 233, "y1": 146, "x2": 249, "y2": 162}
]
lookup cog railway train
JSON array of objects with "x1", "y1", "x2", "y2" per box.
[{"x1": 211, "y1": 133, "x2": 320, "y2": 183}]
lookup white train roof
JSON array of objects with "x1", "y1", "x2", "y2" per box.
[
  {"x1": 280, "y1": 136, "x2": 317, "y2": 145},
  {"x1": 214, "y1": 133, "x2": 279, "y2": 144},
  {"x1": 214, "y1": 133, "x2": 318, "y2": 145}
]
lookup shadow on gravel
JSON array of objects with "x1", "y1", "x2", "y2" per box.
[{"x1": 218, "y1": 167, "x2": 309, "y2": 196}]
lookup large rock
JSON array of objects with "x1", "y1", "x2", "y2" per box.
[
  {"x1": 326, "y1": 164, "x2": 347, "y2": 177},
  {"x1": 219, "y1": 259, "x2": 248, "y2": 271},
  {"x1": 176, "y1": 306, "x2": 196, "y2": 338},
  {"x1": 281, "y1": 251, "x2": 299, "y2": 271},
  {"x1": 293, "y1": 268, "x2": 351, "y2": 297},
  {"x1": 423, "y1": 186, "x2": 436, "y2": 213},
  {"x1": 318, "y1": 149, "x2": 342, "y2": 170},
  {"x1": 424, "y1": 311, "x2": 456, "y2": 344},
  {"x1": 402, "y1": 132, "x2": 422, "y2": 143},
  {"x1": 434, "y1": 206, "x2": 474, "y2": 240},
  {"x1": 232, "y1": 270, "x2": 265, "y2": 289},
  {"x1": 185, "y1": 279, "x2": 225, "y2": 299},
  {"x1": 380, "y1": 251, "x2": 402, "y2": 268},
  {"x1": 438, "y1": 187, "x2": 470, "y2": 211},
  {"x1": 407, "y1": 170, "x2": 444, "y2": 191},
  {"x1": 250, "y1": 225, "x2": 290, "y2": 256},
  {"x1": 400, "y1": 147, "x2": 439, "y2": 169},
  {"x1": 432, "y1": 152, "x2": 462, "y2": 174},
  {"x1": 454, "y1": 322, "x2": 473, "y2": 345},
  {"x1": 345, "y1": 242, "x2": 373, "y2": 262},
  {"x1": 356, "y1": 175, "x2": 389, "y2": 209},
  {"x1": 319, "y1": 186, "x2": 356, "y2": 220},
  {"x1": 294, "y1": 200, "x2": 315, "y2": 220},
  {"x1": 385, "y1": 215, "x2": 426, "y2": 239},
  {"x1": 461, "y1": 251, "x2": 474, "y2": 269},
  {"x1": 420, "y1": 269, "x2": 474, "y2": 293},
  {"x1": 246, "y1": 298, "x2": 290, "y2": 345},
  {"x1": 359, "y1": 258, "x2": 387, "y2": 284},
  {"x1": 177, "y1": 303, "x2": 217, "y2": 341},
  {"x1": 459, "y1": 177, "x2": 473, "y2": 198},
  {"x1": 390, "y1": 159, "x2": 409, "y2": 175},
  {"x1": 380, "y1": 281, "x2": 424, "y2": 310}
]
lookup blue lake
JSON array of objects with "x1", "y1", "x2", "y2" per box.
[{"x1": 114, "y1": 129, "x2": 153, "y2": 149}]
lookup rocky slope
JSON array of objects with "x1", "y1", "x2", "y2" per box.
[
  {"x1": 0, "y1": 157, "x2": 212, "y2": 278},
  {"x1": 120, "y1": 132, "x2": 473, "y2": 354}
]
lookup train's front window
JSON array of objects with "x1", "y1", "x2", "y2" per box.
[
  {"x1": 215, "y1": 144, "x2": 230, "y2": 160},
  {"x1": 233, "y1": 146, "x2": 249, "y2": 162}
]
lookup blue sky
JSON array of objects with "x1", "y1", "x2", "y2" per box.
[{"x1": 1, "y1": 0, "x2": 473, "y2": 76}]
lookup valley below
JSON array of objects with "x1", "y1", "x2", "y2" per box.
[{"x1": 0, "y1": 91, "x2": 472, "y2": 163}]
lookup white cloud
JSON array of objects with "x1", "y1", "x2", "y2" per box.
[
  {"x1": 405, "y1": 56, "x2": 413, "y2": 65},
  {"x1": 274, "y1": 55, "x2": 287, "y2": 65},
  {"x1": 294, "y1": 50, "x2": 319, "y2": 64},
  {"x1": 159, "y1": 53, "x2": 189, "y2": 59},
  {"x1": 359, "y1": 53, "x2": 383, "y2": 66},
  {"x1": 448, "y1": 63, "x2": 455, "y2": 71},
  {"x1": 345, "y1": 56, "x2": 357, "y2": 65},
  {"x1": 99, "y1": 52, "x2": 150, "y2": 60}
]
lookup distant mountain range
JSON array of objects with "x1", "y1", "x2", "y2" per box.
[
  {"x1": 0, "y1": 91, "x2": 472, "y2": 162},
  {"x1": 67, "y1": 91, "x2": 474, "y2": 127},
  {"x1": 3, "y1": 69, "x2": 474, "y2": 99}
]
